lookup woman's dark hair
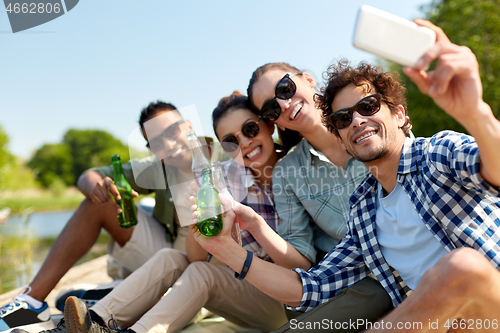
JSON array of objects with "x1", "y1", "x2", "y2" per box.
[
  {"x1": 247, "y1": 62, "x2": 304, "y2": 151},
  {"x1": 212, "y1": 92, "x2": 253, "y2": 139},
  {"x1": 316, "y1": 59, "x2": 411, "y2": 137},
  {"x1": 138, "y1": 101, "x2": 178, "y2": 128}
]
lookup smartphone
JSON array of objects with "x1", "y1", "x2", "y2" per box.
[{"x1": 353, "y1": 5, "x2": 436, "y2": 68}]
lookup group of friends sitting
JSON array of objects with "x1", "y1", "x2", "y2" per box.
[{"x1": 1, "y1": 19, "x2": 499, "y2": 333}]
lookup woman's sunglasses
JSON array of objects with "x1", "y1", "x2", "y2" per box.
[
  {"x1": 325, "y1": 94, "x2": 382, "y2": 130},
  {"x1": 259, "y1": 73, "x2": 301, "y2": 121},
  {"x1": 221, "y1": 119, "x2": 260, "y2": 152}
]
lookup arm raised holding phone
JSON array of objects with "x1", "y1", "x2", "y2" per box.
[{"x1": 404, "y1": 19, "x2": 500, "y2": 188}]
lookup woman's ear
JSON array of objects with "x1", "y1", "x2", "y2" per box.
[{"x1": 302, "y1": 73, "x2": 316, "y2": 89}]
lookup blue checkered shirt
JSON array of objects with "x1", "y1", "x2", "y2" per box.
[
  {"x1": 291, "y1": 131, "x2": 500, "y2": 312},
  {"x1": 222, "y1": 160, "x2": 280, "y2": 262}
]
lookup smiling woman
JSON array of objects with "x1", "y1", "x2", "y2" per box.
[
  {"x1": 247, "y1": 62, "x2": 368, "y2": 258},
  {"x1": 213, "y1": 92, "x2": 279, "y2": 190}
]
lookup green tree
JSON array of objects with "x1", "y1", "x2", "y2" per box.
[
  {"x1": 388, "y1": 0, "x2": 500, "y2": 137},
  {"x1": 28, "y1": 144, "x2": 74, "y2": 188},
  {"x1": 0, "y1": 125, "x2": 13, "y2": 169},
  {"x1": 0, "y1": 124, "x2": 38, "y2": 191},
  {"x1": 63, "y1": 129, "x2": 130, "y2": 183},
  {"x1": 0, "y1": 125, "x2": 14, "y2": 191}
]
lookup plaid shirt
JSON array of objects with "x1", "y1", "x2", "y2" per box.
[
  {"x1": 222, "y1": 160, "x2": 280, "y2": 262},
  {"x1": 291, "y1": 131, "x2": 500, "y2": 312}
]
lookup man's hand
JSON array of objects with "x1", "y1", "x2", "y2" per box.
[
  {"x1": 403, "y1": 19, "x2": 488, "y2": 128},
  {"x1": 89, "y1": 176, "x2": 138, "y2": 213},
  {"x1": 404, "y1": 19, "x2": 500, "y2": 187}
]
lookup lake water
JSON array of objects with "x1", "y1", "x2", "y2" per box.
[
  {"x1": 0, "y1": 210, "x2": 109, "y2": 293},
  {"x1": 1, "y1": 210, "x2": 75, "y2": 238}
]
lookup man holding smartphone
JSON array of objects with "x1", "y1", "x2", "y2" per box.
[{"x1": 191, "y1": 20, "x2": 500, "y2": 332}]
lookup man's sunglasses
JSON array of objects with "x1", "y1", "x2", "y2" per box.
[
  {"x1": 221, "y1": 119, "x2": 260, "y2": 152},
  {"x1": 325, "y1": 94, "x2": 382, "y2": 130},
  {"x1": 259, "y1": 73, "x2": 301, "y2": 121},
  {"x1": 146, "y1": 119, "x2": 185, "y2": 152}
]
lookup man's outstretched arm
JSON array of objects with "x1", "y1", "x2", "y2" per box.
[
  {"x1": 404, "y1": 20, "x2": 500, "y2": 188},
  {"x1": 189, "y1": 197, "x2": 305, "y2": 307}
]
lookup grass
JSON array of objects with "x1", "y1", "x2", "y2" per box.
[
  {"x1": 0, "y1": 187, "x2": 85, "y2": 214},
  {"x1": 0, "y1": 232, "x2": 110, "y2": 294},
  {"x1": 0, "y1": 188, "x2": 154, "y2": 214},
  {"x1": 1, "y1": 195, "x2": 85, "y2": 214}
]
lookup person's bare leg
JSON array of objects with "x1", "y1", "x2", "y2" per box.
[
  {"x1": 28, "y1": 198, "x2": 133, "y2": 301},
  {"x1": 364, "y1": 248, "x2": 500, "y2": 333}
]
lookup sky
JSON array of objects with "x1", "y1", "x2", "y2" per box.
[{"x1": 1, "y1": 0, "x2": 430, "y2": 159}]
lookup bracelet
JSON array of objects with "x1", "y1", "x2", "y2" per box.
[{"x1": 234, "y1": 250, "x2": 253, "y2": 280}]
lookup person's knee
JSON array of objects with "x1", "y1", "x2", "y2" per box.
[
  {"x1": 423, "y1": 248, "x2": 493, "y2": 298},
  {"x1": 183, "y1": 261, "x2": 217, "y2": 291},
  {"x1": 151, "y1": 248, "x2": 189, "y2": 271},
  {"x1": 77, "y1": 198, "x2": 115, "y2": 220}
]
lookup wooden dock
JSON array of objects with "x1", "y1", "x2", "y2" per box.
[{"x1": 0, "y1": 255, "x2": 262, "y2": 333}]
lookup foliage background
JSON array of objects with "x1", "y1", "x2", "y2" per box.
[
  {"x1": 387, "y1": 0, "x2": 500, "y2": 137},
  {"x1": 27, "y1": 129, "x2": 130, "y2": 189}
]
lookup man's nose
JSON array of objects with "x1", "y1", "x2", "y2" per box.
[
  {"x1": 163, "y1": 136, "x2": 178, "y2": 151},
  {"x1": 351, "y1": 111, "x2": 367, "y2": 128}
]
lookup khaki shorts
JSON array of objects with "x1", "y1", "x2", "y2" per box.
[{"x1": 107, "y1": 207, "x2": 188, "y2": 278}]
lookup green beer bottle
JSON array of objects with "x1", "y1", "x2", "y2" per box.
[
  {"x1": 196, "y1": 168, "x2": 223, "y2": 236},
  {"x1": 111, "y1": 155, "x2": 138, "y2": 228}
]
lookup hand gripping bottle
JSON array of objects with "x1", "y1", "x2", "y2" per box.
[
  {"x1": 196, "y1": 168, "x2": 223, "y2": 236},
  {"x1": 111, "y1": 155, "x2": 138, "y2": 228},
  {"x1": 212, "y1": 162, "x2": 242, "y2": 245}
]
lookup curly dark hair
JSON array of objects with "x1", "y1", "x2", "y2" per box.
[{"x1": 316, "y1": 59, "x2": 411, "y2": 137}]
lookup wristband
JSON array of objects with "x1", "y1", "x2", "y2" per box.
[{"x1": 234, "y1": 249, "x2": 253, "y2": 280}]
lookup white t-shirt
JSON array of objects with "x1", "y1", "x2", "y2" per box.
[{"x1": 375, "y1": 182, "x2": 449, "y2": 289}]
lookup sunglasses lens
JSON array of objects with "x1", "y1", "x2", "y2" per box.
[
  {"x1": 260, "y1": 100, "x2": 281, "y2": 121},
  {"x1": 242, "y1": 121, "x2": 260, "y2": 138},
  {"x1": 164, "y1": 126, "x2": 180, "y2": 141},
  {"x1": 222, "y1": 136, "x2": 239, "y2": 152},
  {"x1": 329, "y1": 111, "x2": 352, "y2": 130},
  {"x1": 275, "y1": 76, "x2": 296, "y2": 100},
  {"x1": 357, "y1": 96, "x2": 380, "y2": 116}
]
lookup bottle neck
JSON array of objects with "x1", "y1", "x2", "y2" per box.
[
  {"x1": 212, "y1": 163, "x2": 226, "y2": 190},
  {"x1": 201, "y1": 168, "x2": 214, "y2": 186},
  {"x1": 112, "y1": 160, "x2": 125, "y2": 180},
  {"x1": 188, "y1": 136, "x2": 211, "y2": 171}
]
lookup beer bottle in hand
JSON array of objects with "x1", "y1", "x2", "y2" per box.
[
  {"x1": 212, "y1": 162, "x2": 241, "y2": 245},
  {"x1": 196, "y1": 168, "x2": 223, "y2": 236},
  {"x1": 111, "y1": 154, "x2": 138, "y2": 228}
]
